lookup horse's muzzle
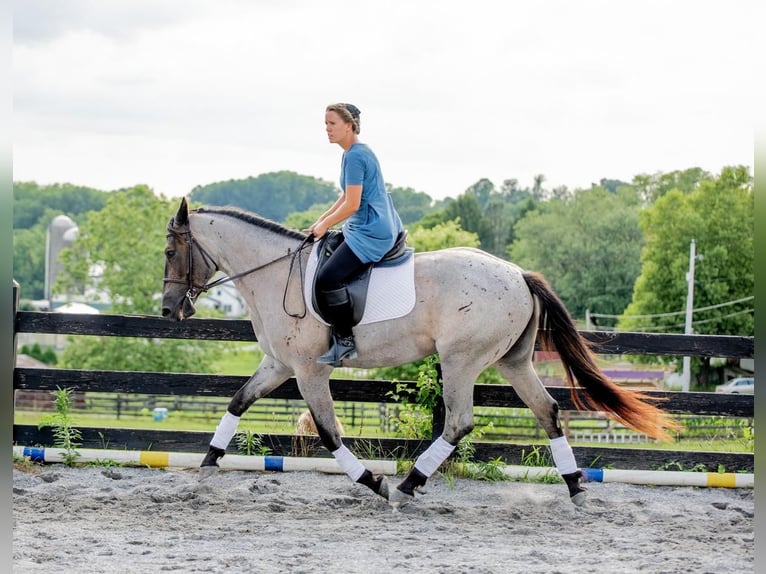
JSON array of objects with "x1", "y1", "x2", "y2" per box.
[{"x1": 162, "y1": 297, "x2": 196, "y2": 321}]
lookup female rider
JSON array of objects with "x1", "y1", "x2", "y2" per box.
[{"x1": 308, "y1": 103, "x2": 404, "y2": 366}]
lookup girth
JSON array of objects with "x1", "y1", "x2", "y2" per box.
[{"x1": 311, "y1": 230, "x2": 410, "y2": 326}]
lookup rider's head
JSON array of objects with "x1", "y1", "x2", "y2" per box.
[{"x1": 326, "y1": 103, "x2": 361, "y2": 134}]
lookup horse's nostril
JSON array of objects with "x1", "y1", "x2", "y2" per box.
[{"x1": 162, "y1": 307, "x2": 172, "y2": 318}]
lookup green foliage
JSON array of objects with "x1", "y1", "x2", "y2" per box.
[
  {"x1": 509, "y1": 186, "x2": 644, "y2": 317},
  {"x1": 235, "y1": 430, "x2": 271, "y2": 456},
  {"x1": 13, "y1": 181, "x2": 109, "y2": 229},
  {"x1": 59, "y1": 336, "x2": 222, "y2": 373},
  {"x1": 386, "y1": 355, "x2": 442, "y2": 439},
  {"x1": 38, "y1": 387, "x2": 82, "y2": 467},
  {"x1": 20, "y1": 343, "x2": 58, "y2": 365},
  {"x1": 54, "y1": 185, "x2": 223, "y2": 373},
  {"x1": 388, "y1": 185, "x2": 436, "y2": 225},
  {"x1": 55, "y1": 185, "x2": 175, "y2": 313},
  {"x1": 13, "y1": 181, "x2": 109, "y2": 300},
  {"x1": 629, "y1": 167, "x2": 711, "y2": 204},
  {"x1": 283, "y1": 202, "x2": 335, "y2": 231},
  {"x1": 520, "y1": 444, "x2": 553, "y2": 467},
  {"x1": 190, "y1": 171, "x2": 338, "y2": 222},
  {"x1": 620, "y1": 166, "x2": 753, "y2": 338},
  {"x1": 13, "y1": 222, "x2": 48, "y2": 300},
  {"x1": 407, "y1": 219, "x2": 480, "y2": 252},
  {"x1": 443, "y1": 193, "x2": 492, "y2": 247}
]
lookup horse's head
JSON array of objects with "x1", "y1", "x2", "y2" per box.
[{"x1": 161, "y1": 197, "x2": 219, "y2": 321}]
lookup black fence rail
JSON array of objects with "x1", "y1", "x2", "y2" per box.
[{"x1": 12, "y1": 281, "x2": 755, "y2": 472}]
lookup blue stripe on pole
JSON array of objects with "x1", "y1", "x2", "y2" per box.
[
  {"x1": 264, "y1": 456, "x2": 284, "y2": 472},
  {"x1": 23, "y1": 446, "x2": 46, "y2": 463},
  {"x1": 582, "y1": 468, "x2": 604, "y2": 482}
]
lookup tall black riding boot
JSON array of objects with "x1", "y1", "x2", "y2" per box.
[{"x1": 317, "y1": 287, "x2": 357, "y2": 367}]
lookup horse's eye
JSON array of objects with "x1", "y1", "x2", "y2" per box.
[{"x1": 165, "y1": 249, "x2": 176, "y2": 259}]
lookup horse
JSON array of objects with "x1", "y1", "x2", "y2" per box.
[{"x1": 161, "y1": 197, "x2": 679, "y2": 507}]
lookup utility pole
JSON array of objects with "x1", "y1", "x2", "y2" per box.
[{"x1": 681, "y1": 239, "x2": 697, "y2": 392}]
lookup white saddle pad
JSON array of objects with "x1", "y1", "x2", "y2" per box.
[{"x1": 303, "y1": 243, "x2": 416, "y2": 326}]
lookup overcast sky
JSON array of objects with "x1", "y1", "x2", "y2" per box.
[{"x1": 12, "y1": 0, "x2": 755, "y2": 202}]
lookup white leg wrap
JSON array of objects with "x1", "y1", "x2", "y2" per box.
[
  {"x1": 414, "y1": 436, "x2": 456, "y2": 477},
  {"x1": 550, "y1": 435, "x2": 578, "y2": 475},
  {"x1": 210, "y1": 411, "x2": 241, "y2": 450},
  {"x1": 332, "y1": 445, "x2": 366, "y2": 481}
]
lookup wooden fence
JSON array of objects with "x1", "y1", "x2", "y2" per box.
[{"x1": 12, "y1": 282, "x2": 755, "y2": 472}]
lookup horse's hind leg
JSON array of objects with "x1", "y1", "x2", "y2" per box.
[
  {"x1": 199, "y1": 354, "x2": 293, "y2": 479},
  {"x1": 495, "y1": 350, "x2": 586, "y2": 506}
]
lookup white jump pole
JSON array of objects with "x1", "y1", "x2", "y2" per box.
[
  {"x1": 494, "y1": 464, "x2": 754, "y2": 488},
  {"x1": 13, "y1": 446, "x2": 397, "y2": 475}
]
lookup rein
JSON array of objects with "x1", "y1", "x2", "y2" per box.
[{"x1": 164, "y1": 220, "x2": 315, "y2": 317}]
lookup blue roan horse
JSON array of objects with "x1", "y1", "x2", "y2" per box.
[{"x1": 161, "y1": 198, "x2": 678, "y2": 507}]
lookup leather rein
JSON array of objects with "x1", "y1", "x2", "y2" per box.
[{"x1": 163, "y1": 219, "x2": 315, "y2": 318}]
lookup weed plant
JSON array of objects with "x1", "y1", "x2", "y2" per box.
[{"x1": 38, "y1": 386, "x2": 82, "y2": 467}]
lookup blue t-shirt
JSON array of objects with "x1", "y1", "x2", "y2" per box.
[{"x1": 340, "y1": 143, "x2": 404, "y2": 264}]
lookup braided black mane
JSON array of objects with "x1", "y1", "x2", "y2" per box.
[{"x1": 195, "y1": 206, "x2": 308, "y2": 241}]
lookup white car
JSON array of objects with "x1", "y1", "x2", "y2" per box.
[{"x1": 715, "y1": 377, "x2": 754, "y2": 395}]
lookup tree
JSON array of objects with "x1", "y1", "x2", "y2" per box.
[
  {"x1": 443, "y1": 193, "x2": 492, "y2": 249},
  {"x1": 56, "y1": 185, "x2": 176, "y2": 312},
  {"x1": 55, "y1": 186, "x2": 222, "y2": 372},
  {"x1": 509, "y1": 186, "x2": 644, "y2": 319},
  {"x1": 407, "y1": 219, "x2": 480, "y2": 252},
  {"x1": 629, "y1": 167, "x2": 710, "y2": 205},
  {"x1": 13, "y1": 220, "x2": 48, "y2": 300},
  {"x1": 619, "y1": 166, "x2": 753, "y2": 386},
  {"x1": 13, "y1": 181, "x2": 110, "y2": 300},
  {"x1": 387, "y1": 185, "x2": 435, "y2": 225},
  {"x1": 283, "y1": 202, "x2": 335, "y2": 232},
  {"x1": 465, "y1": 178, "x2": 494, "y2": 210},
  {"x1": 13, "y1": 181, "x2": 108, "y2": 229},
  {"x1": 190, "y1": 171, "x2": 338, "y2": 222}
]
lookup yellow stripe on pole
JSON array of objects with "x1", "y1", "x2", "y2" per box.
[
  {"x1": 706, "y1": 472, "x2": 737, "y2": 488},
  {"x1": 139, "y1": 451, "x2": 170, "y2": 468}
]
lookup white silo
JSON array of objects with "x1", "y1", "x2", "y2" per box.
[{"x1": 44, "y1": 215, "x2": 78, "y2": 308}]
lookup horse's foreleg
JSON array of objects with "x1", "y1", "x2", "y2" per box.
[
  {"x1": 495, "y1": 359, "x2": 587, "y2": 506},
  {"x1": 297, "y1": 376, "x2": 389, "y2": 500},
  {"x1": 199, "y1": 355, "x2": 293, "y2": 480},
  {"x1": 390, "y1": 364, "x2": 477, "y2": 508}
]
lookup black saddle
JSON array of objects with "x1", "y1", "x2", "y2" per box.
[{"x1": 312, "y1": 230, "x2": 411, "y2": 327}]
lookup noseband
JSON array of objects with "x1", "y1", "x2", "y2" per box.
[{"x1": 163, "y1": 218, "x2": 314, "y2": 316}]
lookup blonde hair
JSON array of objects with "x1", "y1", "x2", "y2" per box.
[{"x1": 326, "y1": 103, "x2": 361, "y2": 134}]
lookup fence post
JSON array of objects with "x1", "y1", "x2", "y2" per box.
[
  {"x1": 12, "y1": 281, "x2": 20, "y2": 421},
  {"x1": 12, "y1": 280, "x2": 19, "y2": 367}
]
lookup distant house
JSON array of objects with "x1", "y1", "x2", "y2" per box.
[{"x1": 196, "y1": 281, "x2": 248, "y2": 317}]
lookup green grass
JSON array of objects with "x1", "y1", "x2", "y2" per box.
[{"x1": 210, "y1": 343, "x2": 263, "y2": 375}]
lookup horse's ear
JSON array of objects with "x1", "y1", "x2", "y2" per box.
[{"x1": 175, "y1": 197, "x2": 189, "y2": 226}]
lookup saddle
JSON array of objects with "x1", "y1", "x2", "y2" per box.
[{"x1": 311, "y1": 230, "x2": 411, "y2": 326}]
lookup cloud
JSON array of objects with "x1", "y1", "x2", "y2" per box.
[
  {"x1": 13, "y1": 0, "x2": 208, "y2": 45},
  {"x1": 12, "y1": 1, "x2": 755, "y2": 201}
]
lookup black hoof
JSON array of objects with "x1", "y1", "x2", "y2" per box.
[
  {"x1": 390, "y1": 467, "x2": 427, "y2": 508},
  {"x1": 356, "y1": 469, "x2": 389, "y2": 500},
  {"x1": 562, "y1": 470, "x2": 588, "y2": 506},
  {"x1": 200, "y1": 446, "x2": 225, "y2": 470}
]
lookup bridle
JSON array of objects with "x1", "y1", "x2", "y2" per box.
[{"x1": 163, "y1": 218, "x2": 315, "y2": 317}]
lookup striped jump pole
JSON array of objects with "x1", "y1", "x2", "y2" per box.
[
  {"x1": 12, "y1": 446, "x2": 397, "y2": 475},
  {"x1": 493, "y1": 464, "x2": 754, "y2": 488}
]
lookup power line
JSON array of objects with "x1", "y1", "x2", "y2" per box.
[
  {"x1": 611, "y1": 308, "x2": 754, "y2": 333},
  {"x1": 589, "y1": 296, "x2": 753, "y2": 320}
]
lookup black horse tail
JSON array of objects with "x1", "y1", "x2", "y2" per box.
[{"x1": 522, "y1": 271, "x2": 680, "y2": 441}]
